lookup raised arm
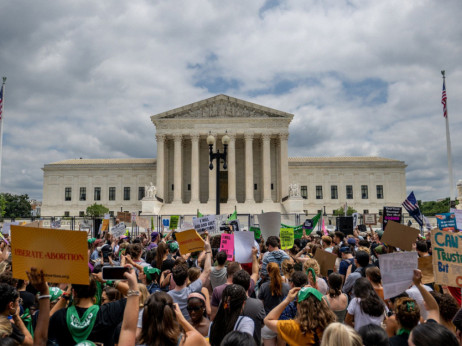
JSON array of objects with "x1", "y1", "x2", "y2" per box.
[
  {"x1": 264, "y1": 287, "x2": 300, "y2": 333},
  {"x1": 27, "y1": 268, "x2": 49, "y2": 346},
  {"x1": 413, "y1": 269, "x2": 440, "y2": 322},
  {"x1": 199, "y1": 234, "x2": 212, "y2": 285},
  {"x1": 250, "y1": 247, "x2": 260, "y2": 284},
  {"x1": 118, "y1": 265, "x2": 140, "y2": 345}
]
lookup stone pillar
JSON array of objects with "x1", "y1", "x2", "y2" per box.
[
  {"x1": 190, "y1": 134, "x2": 200, "y2": 203},
  {"x1": 245, "y1": 133, "x2": 254, "y2": 203},
  {"x1": 155, "y1": 134, "x2": 165, "y2": 201},
  {"x1": 227, "y1": 134, "x2": 237, "y2": 204},
  {"x1": 173, "y1": 134, "x2": 183, "y2": 203},
  {"x1": 208, "y1": 133, "x2": 216, "y2": 204},
  {"x1": 279, "y1": 133, "x2": 289, "y2": 201},
  {"x1": 262, "y1": 133, "x2": 272, "y2": 202}
]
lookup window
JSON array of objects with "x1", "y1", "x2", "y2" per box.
[
  {"x1": 301, "y1": 186, "x2": 308, "y2": 199},
  {"x1": 65, "y1": 187, "x2": 72, "y2": 201},
  {"x1": 254, "y1": 184, "x2": 257, "y2": 190},
  {"x1": 363, "y1": 209, "x2": 369, "y2": 214},
  {"x1": 109, "y1": 211, "x2": 114, "y2": 217},
  {"x1": 361, "y1": 185, "x2": 368, "y2": 199},
  {"x1": 124, "y1": 187, "x2": 130, "y2": 201},
  {"x1": 79, "y1": 187, "x2": 86, "y2": 201},
  {"x1": 188, "y1": 184, "x2": 191, "y2": 191},
  {"x1": 64, "y1": 211, "x2": 70, "y2": 217},
  {"x1": 138, "y1": 187, "x2": 145, "y2": 200},
  {"x1": 79, "y1": 211, "x2": 85, "y2": 217},
  {"x1": 316, "y1": 186, "x2": 323, "y2": 199},
  {"x1": 94, "y1": 187, "x2": 101, "y2": 201},
  {"x1": 271, "y1": 183, "x2": 274, "y2": 190},
  {"x1": 331, "y1": 185, "x2": 338, "y2": 199},
  {"x1": 346, "y1": 185, "x2": 353, "y2": 199},
  {"x1": 376, "y1": 185, "x2": 384, "y2": 199},
  {"x1": 109, "y1": 187, "x2": 116, "y2": 201}
]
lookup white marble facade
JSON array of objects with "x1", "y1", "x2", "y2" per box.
[{"x1": 41, "y1": 95, "x2": 407, "y2": 216}]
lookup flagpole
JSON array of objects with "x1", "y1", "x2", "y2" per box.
[
  {"x1": 0, "y1": 77, "x2": 6, "y2": 190},
  {"x1": 442, "y1": 71, "x2": 455, "y2": 202}
]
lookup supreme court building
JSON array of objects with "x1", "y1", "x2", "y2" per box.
[{"x1": 41, "y1": 95, "x2": 407, "y2": 217}]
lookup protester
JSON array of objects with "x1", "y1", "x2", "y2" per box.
[
  {"x1": 430, "y1": 291, "x2": 459, "y2": 333},
  {"x1": 210, "y1": 251, "x2": 228, "y2": 290},
  {"x1": 186, "y1": 292, "x2": 210, "y2": 337},
  {"x1": 261, "y1": 236, "x2": 290, "y2": 278},
  {"x1": 409, "y1": 322, "x2": 458, "y2": 346},
  {"x1": 302, "y1": 258, "x2": 328, "y2": 294},
  {"x1": 342, "y1": 250, "x2": 370, "y2": 297},
  {"x1": 325, "y1": 272, "x2": 348, "y2": 323},
  {"x1": 388, "y1": 297, "x2": 420, "y2": 346},
  {"x1": 365, "y1": 266, "x2": 384, "y2": 300},
  {"x1": 358, "y1": 324, "x2": 390, "y2": 346},
  {"x1": 321, "y1": 322, "x2": 362, "y2": 346},
  {"x1": 280, "y1": 271, "x2": 308, "y2": 321},
  {"x1": 220, "y1": 330, "x2": 257, "y2": 346}
]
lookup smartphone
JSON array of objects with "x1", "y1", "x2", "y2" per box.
[{"x1": 102, "y1": 266, "x2": 129, "y2": 280}]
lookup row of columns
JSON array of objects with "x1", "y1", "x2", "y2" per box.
[{"x1": 156, "y1": 132, "x2": 289, "y2": 204}]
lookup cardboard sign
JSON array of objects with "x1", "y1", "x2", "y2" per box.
[
  {"x1": 450, "y1": 209, "x2": 462, "y2": 231},
  {"x1": 193, "y1": 215, "x2": 216, "y2": 234},
  {"x1": 135, "y1": 216, "x2": 150, "y2": 229},
  {"x1": 219, "y1": 233, "x2": 234, "y2": 261},
  {"x1": 257, "y1": 212, "x2": 281, "y2": 239},
  {"x1": 169, "y1": 215, "x2": 180, "y2": 230},
  {"x1": 101, "y1": 219, "x2": 109, "y2": 232},
  {"x1": 313, "y1": 249, "x2": 337, "y2": 277},
  {"x1": 431, "y1": 229, "x2": 462, "y2": 287},
  {"x1": 418, "y1": 256, "x2": 434, "y2": 284},
  {"x1": 435, "y1": 213, "x2": 457, "y2": 232},
  {"x1": 11, "y1": 226, "x2": 88, "y2": 284},
  {"x1": 383, "y1": 207, "x2": 402, "y2": 230},
  {"x1": 363, "y1": 214, "x2": 377, "y2": 225},
  {"x1": 379, "y1": 251, "x2": 418, "y2": 299},
  {"x1": 175, "y1": 229, "x2": 205, "y2": 254},
  {"x1": 111, "y1": 223, "x2": 126, "y2": 238},
  {"x1": 234, "y1": 231, "x2": 254, "y2": 264},
  {"x1": 117, "y1": 212, "x2": 131, "y2": 223},
  {"x1": 280, "y1": 228, "x2": 294, "y2": 250},
  {"x1": 381, "y1": 221, "x2": 419, "y2": 251},
  {"x1": 250, "y1": 226, "x2": 261, "y2": 240}
]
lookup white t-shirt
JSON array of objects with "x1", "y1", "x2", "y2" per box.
[
  {"x1": 347, "y1": 297, "x2": 387, "y2": 331},
  {"x1": 406, "y1": 285, "x2": 433, "y2": 321}
]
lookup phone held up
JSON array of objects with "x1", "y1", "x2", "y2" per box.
[{"x1": 102, "y1": 266, "x2": 129, "y2": 280}]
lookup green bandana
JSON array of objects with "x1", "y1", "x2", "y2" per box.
[
  {"x1": 298, "y1": 287, "x2": 323, "y2": 303},
  {"x1": 87, "y1": 238, "x2": 96, "y2": 244},
  {"x1": 49, "y1": 287, "x2": 63, "y2": 303},
  {"x1": 75, "y1": 341, "x2": 97, "y2": 346},
  {"x1": 66, "y1": 305, "x2": 100, "y2": 344},
  {"x1": 144, "y1": 266, "x2": 161, "y2": 282},
  {"x1": 21, "y1": 308, "x2": 34, "y2": 337},
  {"x1": 306, "y1": 267, "x2": 316, "y2": 285},
  {"x1": 397, "y1": 328, "x2": 411, "y2": 336}
]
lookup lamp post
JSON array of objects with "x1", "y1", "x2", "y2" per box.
[{"x1": 207, "y1": 132, "x2": 230, "y2": 215}]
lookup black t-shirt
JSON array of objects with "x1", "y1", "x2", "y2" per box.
[
  {"x1": 10, "y1": 323, "x2": 25, "y2": 344},
  {"x1": 48, "y1": 298, "x2": 126, "y2": 346},
  {"x1": 389, "y1": 333, "x2": 409, "y2": 346}
]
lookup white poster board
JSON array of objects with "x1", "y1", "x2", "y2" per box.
[
  {"x1": 111, "y1": 223, "x2": 126, "y2": 238},
  {"x1": 450, "y1": 208, "x2": 462, "y2": 231},
  {"x1": 257, "y1": 212, "x2": 281, "y2": 239},
  {"x1": 379, "y1": 251, "x2": 418, "y2": 299},
  {"x1": 234, "y1": 231, "x2": 254, "y2": 264},
  {"x1": 193, "y1": 215, "x2": 217, "y2": 234}
]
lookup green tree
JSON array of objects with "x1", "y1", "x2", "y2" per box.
[
  {"x1": 333, "y1": 206, "x2": 357, "y2": 216},
  {"x1": 86, "y1": 203, "x2": 109, "y2": 217},
  {"x1": 419, "y1": 197, "x2": 458, "y2": 216},
  {"x1": 0, "y1": 193, "x2": 32, "y2": 218}
]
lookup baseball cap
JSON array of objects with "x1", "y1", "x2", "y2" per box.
[{"x1": 340, "y1": 246, "x2": 352, "y2": 254}]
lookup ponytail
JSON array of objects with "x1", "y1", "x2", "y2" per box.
[{"x1": 268, "y1": 262, "x2": 282, "y2": 296}]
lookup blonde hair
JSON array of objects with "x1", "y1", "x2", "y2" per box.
[
  {"x1": 320, "y1": 322, "x2": 362, "y2": 346},
  {"x1": 357, "y1": 246, "x2": 370, "y2": 254},
  {"x1": 0, "y1": 315, "x2": 12, "y2": 338},
  {"x1": 303, "y1": 258, "x2": 321, "y2": 277},
  {"x1": 138, "y1": 283, "x2": 149, "y2": 308},
  {"x1": 281, "y1": 259, "x2": 294, "y2": 280}
]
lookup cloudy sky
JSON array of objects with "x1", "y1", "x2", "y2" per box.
[{"x1": 0, "y1": 0, "x2": 461, "y2": 202}]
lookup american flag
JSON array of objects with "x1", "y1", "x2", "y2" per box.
[
  {"x1": 0, "y1": 84, "x2": 3, "y2": 120},
  {"x1": 442, "y1": 79, "x2": 447, "y2": 118},
  {"x1": 402, "y1": 191, "x2": 423, "y2": 227}
]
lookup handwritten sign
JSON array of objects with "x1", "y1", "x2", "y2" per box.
[
  {"x1": 363, "y1": 214, "x2": 377, "y2": 225},
  {"x1": 383, "y1": 207, "x2": 402, "y2": 230},
  {"x1": 380, "y1": 251, "x2": 418, "y2": 299},
  {"x1": 450, "y1": 209, "x2": 462, "y2": 231},
  {"x1": 135, "y1": 216, "x2": 150, "y2": 229},
  {"x1": 11, "y1": 226, "x2": 88, "y2": 284},
  {"x1": 169, "y1": 215, "x2": 179, "y2": 230},
  {"x1": 111, "y1": 223, "x2": 126, "y2": 238},
  {"x1": 175, "y1": 229, "x2": 205, "y2": 254},
  {"x1": 193, "y1": 215, "x2": 216, "y2": 234},
  {"x1": 117, "y1": 212, "x2": 131, "y2": 223},
  {"x1": 234, "y1": 231, "x2": 254, "y2": 263},
  {"x1": 431, "y1": 229, "x2": 462, "y2": 287},
  {"x1": 280, "y1": 228, "x2": 294, "y2": 250},
  {"x1": 418, "y1": 256, "x2": 434, "y2": 284},
  {"x1": 219, "y1": 233, "x2": 234, "y2": 261},
  {"x1": 381, "y1": 221, "x2": 419, "y2": 251},
  {"x1": 435, "y1": 213, "x2": 457, "y2": 232}
]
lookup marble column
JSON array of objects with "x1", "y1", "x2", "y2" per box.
[
  {"x1": 262, "y1": 133, "x2": 272, "y2": 202},
  {"x1": 155, "y1": 134, "x2": 165, "y2": 201},
  {"x1": 173, "y1": 134, "x2": 183, "y2": 203},
  {"x1": 227, "y1": 134, "x2": 237, "y2": 203},
  {"x1": 279, "y1": 133, "x2": 289, "y2": 201},
  {"x1": 208, "y1": 133, "x2": 216, "y2": 204},
  {"x1": 190, "y1": 134, "x2": 200, "y2": 203},
  {"x1": 245, "y1": 133, "x2": 254, "y2": 203}
]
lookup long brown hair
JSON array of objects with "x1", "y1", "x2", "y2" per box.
[
  {"x1": 296, "y1": 295, "x2": 336, "y2": 334},
  {"x1": 268, "y1": 262, "x2": 283, "y2": 296},
  {"x1": 156, "y1": 242, "x2": 168, "y2": 269}
]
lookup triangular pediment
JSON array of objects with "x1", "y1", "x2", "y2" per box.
[{"x1": 151, "y1": 94, "x2": 294, "y2": 121}]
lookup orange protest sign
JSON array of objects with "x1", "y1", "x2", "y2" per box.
[
  {"x1": 101, "y1": 219, "x2": 109, "y2": 231},
  {"x1": 11, "y1": 226, "x2": 89, "y2": 285},
  {"x1": 175, "y1": 229, "x2": 205, "y2": 254}
]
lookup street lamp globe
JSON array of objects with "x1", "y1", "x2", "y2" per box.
[
  {"x1": 222, "y1": 132, "x2": 230, "y2": 145},
  {"x1": 207, "y1": 132, "x2": 215, "y2": 146}
]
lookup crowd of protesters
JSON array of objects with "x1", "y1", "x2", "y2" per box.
[{"x1": 1, "y1": 220, "x2": 462, "y2": 346}]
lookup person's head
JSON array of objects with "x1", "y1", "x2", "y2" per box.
[
  {"x1": 365, "y1": 266, "x2": 382, "y2": 285},
  {"x1": 226, "y1": 262, "x2": 241, "y2": 280},
  {"x1": 290, "y1": 271, "x2": 308, "y2": 288},
  {"x1": 172, "y1": 263, "x2": 189, "y2": 286},
  {"x1": 354, "y1": 251, "x2": 370, "y2": 268},
  {"x1": 394, "y1": 297, "x2": 420, "y2": 331},
  {"x1": 296, "y1": 287, "x2": 336, "y2": 334},
  {"x1": 187, "y1": 292, "x2": 207, "y2": 324},
  {"x1": 233, "y1": 270, "x2": 251, "y2": 292},
  {"x1": 0, "y1": 283, "x2": 19, "y2": 315},
  {"x1": 321, "y1": 322, "x2": 362, "y2": 346},
  {"x1": 142, "y1": 266, "x2": 161, "y2": 285},
  {"x1": 220, "y1": 331, "x2": 256, "y2": 346},
  {"x1": 452, "y1": 308, "x2": 462, "y2": 344},
  {"x1": 127, "y1": 243, "x2": 142, "y2": 260},
  {"x1": 151, "y1": 231, "x2": 159, "y2": 243},
  {"x1": 303, "y1": 258, "x2": 321, "y2": 287},
  {"x1": 216, "y1": 251, "x2": 228, "y2": 266},
  {"x1": 340, "y1": 246, "x2": 352, "y2": 259},
  {"x1": 101, "y1": 286, "x2": 120, "y2": 305},
  {"x1": 72, "y1": 278, "x2": 97, "y2": 300},
  {"x1": 409, "y1": 322, "x2": 458, "y2": 346},
  {"x1": 416, "y1": 241, "x2": 428, "y2": 255},
  {"x1": 358, "y1": 323, "x2": 389, "y2": 346},
  {"x1": 140, "y1": 291, "x2": 180, "y2": 345},
  {"x1": 266, "y1": 236, "x2": 280, "y2": 250},
  {"x1": 327, "y1": 272, "x2": 343, "y2": 298},
  {"x1": 267, "y1": 262, "x2": 283, "y2": 296},
  {"x1": 431, "y1": 291, "x2": 459, "y2": 323},
  {"x1": 281, "y1": 259, "x2": 294, "y2": 279},
  {"x1": 187, "y1": 267, "x2": 201, "y2": 285},
  {"x1": 353, "y1": 278, "x2": 384, "y2": 317},
  {"x1": 322, "y1": 236, "x2": 332, "y2": 248},
  {"x1": 334, "y1": 231, "x2": 345, "y2": 245},
  {"x1": 210, "y1": 285, "x2": 247, "y2": 346}
]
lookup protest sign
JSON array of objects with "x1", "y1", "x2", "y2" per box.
[
  {"x1": 101, "y1": 219, "x2": 109, "y2": 232},
  {"x1": 135, "y1": 216, "x2": 150, "y2": 229},
  {"x1": 175, "y1": 229, "x2": 205, "y2": 254},
  {"x1": 431, "y1": 229, "x2": 462, "y2": 287},
  {"x1": 117, "y1": 212, "x2": 131, "y2": 223},
  {"x1": 193, "y1": 215, "x2": 217, "y2": 234},
  {"x1": 163, "y1": 219, "x2": 169, "y2": 227},
  {"x1": 219, "y1": 233, "x2": 234, "y2": 261},
  {"x1": 234, "y1": 231, "x2": 255, "y2": 263},
  {"x1": 11, "y1": 226, "x2": 88, "y2": 284},
  {"x1": 250, "y1": 226, "x2": 261, "y2": 240},
  {"x1": 450, "y1": 208, "x2": 462, "y2": 231},
  {"x1": 383, "y1": 207, "x2": 402, "y2": 230},
  {"x1": 23, "y1": 220, "x2": 43, "y2": 228},
  {"x1": 313, "y1": 249, "x2": 337, "y2": 277},
  {"x1": 169, "y1": 215, "x2": 180, "y2": 230},
  {"x1": 104, "y1": 213, "x2": 110, "y2": 220},
  {"x1": 418, "y1": 256, "x2": 434, "y2": 284},
  {"x1": 352, "y1": 213, "x2": 359, "y2": 229},
  {"x1": 381, "y1": 221, "x2": 419, "y2": 251},
  {"x1": 363, "y1": 214, "x2": 377, "y2": 225},
  {"x1": 435, "y1": 213, "x2": 457, "y2": 232},
  {"x1": 111, "y1": 223, "x2": 126, "y2": 238},
  {"x1": 51, "y1": 220, "x2": 61, "y2": 229},
  {"x1": 379, "y1": 251, "x2": 418, "y2": 299},
  {"x1": 281, "y1": 224, "x2": 303, "y2": 239},
  {"x1": 257, "y1": 212, "x2": 281, "y2": 239},
  {"x1": 280, "y1": 228, "x2": 294, "y2": 250},
  {"x1": 304, "y1": 219, "x2": 313, "y2": 230}
]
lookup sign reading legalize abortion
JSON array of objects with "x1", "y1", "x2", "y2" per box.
[
  {"x1": 431, "y1": 229, "x2": 462, "y2": 287},
  {"x1": 11, "y1": 226, "x2": 88, "y2": 285}
]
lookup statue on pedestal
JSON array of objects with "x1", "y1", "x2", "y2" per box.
[
  {"x1": 289, "y1": 183, "x2": 301, "y2": 198},
  {"x1": 145, "y1": 182, "x2": 157, "y2": 199}
]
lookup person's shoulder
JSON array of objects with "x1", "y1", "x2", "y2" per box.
[{"x1": 183, "y1": 330, "x2": 207, "y2": 345}]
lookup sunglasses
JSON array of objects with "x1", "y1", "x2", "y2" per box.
[{"x1": 187, "y1": 306, "x2": 203, "y2": 312}]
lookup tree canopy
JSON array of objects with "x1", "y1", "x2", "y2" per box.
[
  {"x1": 86, "y1": 203, "x2": 109, "y2": 217},
  {"x1": 418, "y1": 197, "x2": 458, "y2": 216},
  {"x1": 333, "y1": 206, "x2": 357, "y2": 216},
  {"x1": 0, "y1": 193, "x2": 32, "y2": 219}
]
